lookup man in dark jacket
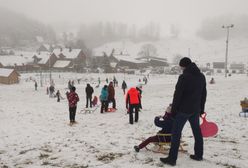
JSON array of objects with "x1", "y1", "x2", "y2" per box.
[
  {"x1": 85, "y1": 83, "x2": 94, "y2": 108},
  {"x1": 121, "y1": 80, "x2": 127, "y2": 95},
  {"x1": 160, "y1": 57, "x2": 207, "y2": 166}
]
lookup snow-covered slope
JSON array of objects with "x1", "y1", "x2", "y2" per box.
[
  {"x1": 0, "y1": 72, "x2": 248, "y2": 167},
  {"x1": 93, "y1": 37, "x2": 248, "y2": 66}
]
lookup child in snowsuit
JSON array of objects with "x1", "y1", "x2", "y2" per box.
[
  {"x1": 92, "y1": 96, "x2": 98, "y2": 107},
  {"x1": 134, "y1": 104, "x2": 173, "y2": 152},
  {"x1": 56, "y1": 90, "x2": 61, "y2": 102},
  {"x1": 66, "y1": 86, "x2": 79, "y2": 125}
]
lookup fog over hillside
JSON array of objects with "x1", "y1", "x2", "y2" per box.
[{"x1": 1, "y1": 0, "x2": 248, "y2": 64}]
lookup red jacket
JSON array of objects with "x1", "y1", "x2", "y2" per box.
[
  {"x1": 67, "y1": 91, "x2": 79, "y2": 107},
  {"x1": 126, "y1": 87, "x2": 141, "y2": 105}
]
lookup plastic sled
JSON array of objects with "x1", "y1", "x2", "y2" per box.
[
  {"x1": 200, "y1": 112, "x2": 218, "y2": 137},
  {"x1": 145, "y1": 133, "x2": 187, "y2": 154},
  {"x1": 239, "y1": 111, "x2": 248, "y2": 117},
  {"x1": 106, "y1": 108, "x2": 116, "y2": 112},
  {"x1": 81, "y1": 107, "x2": 98, "y2": 114}
]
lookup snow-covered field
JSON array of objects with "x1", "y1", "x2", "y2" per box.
[{"x1": 0, "y1": 72, "x2": 248, "y2": 168}]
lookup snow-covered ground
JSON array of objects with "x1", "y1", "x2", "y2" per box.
[{"x1": 0, "y1": 72, "x2": 248, "y2": 168}]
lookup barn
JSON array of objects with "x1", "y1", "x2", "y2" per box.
[{"x1": 0, "y1": 68, "x2": 20, "y2": 84}]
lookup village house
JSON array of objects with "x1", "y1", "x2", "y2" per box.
[
  {"x1": 212, "y1": 62, "x2": 225, "y2": 73},
  {"x1": 53, "y1": 60, "x2": 73, "y2": 71},
  {"x1": 52, "y1": 48, "x2": 87, "y2": 71},
  {"x1": 33, "y1": 52, "x2": 57, "y2": 70},
  {"x1": 230, "y1": 63, "x2": 245, "y2": 74},
  {"x1": 0, "y1": 68, "x2": 20, "y2": 84}
]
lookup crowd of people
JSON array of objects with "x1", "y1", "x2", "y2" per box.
[{"x1": 31, "y1": 57, "x2": 207, "y2": 166}]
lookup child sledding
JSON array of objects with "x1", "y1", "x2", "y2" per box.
[
  {"x1": 134, "y1": 104, "x2": 187, "y2": 153},
  {"x1": 240, "y1": 97, "x2": 248, "y2": 117}
]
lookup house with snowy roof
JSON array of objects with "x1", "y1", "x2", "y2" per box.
[
  {"x1": 33, "y1": 52, "x2": 57, "y2": 70},
  {"x1": 53, "y1": 60, "x2": 72, "y2": 71},
  {"x1": 52, "y1": 48, "x2": 86, "y2": 71},
  {"x1": 0, "y1": 53, "x2": 34, "y2": 71},
  {"x1": 230, "y1": 63, "x2": 245, "y2": 74},
  {"x1": 0, "y1": 68, "x2": 20, "y2": 84},
  {"x1": 212, "y1": 62, "x2": 225, "y2": 73}
]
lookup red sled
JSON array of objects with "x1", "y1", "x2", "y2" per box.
[
  {"x1": 200, "y1": 112, "x2": 218, "y2": 138},
  {"x1": 106, "y1": 108, "x2": 117, "y2": 112}
]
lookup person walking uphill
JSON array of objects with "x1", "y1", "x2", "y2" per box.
[
  {"x1": 126, "y1": 87, "x2": 141, "y2": 124},
  {"x1": 160, "y1": 57, "x2": 207, "y2": 166},
  {"x1": 85, "y1": 83, "x2": 94, "y2": 108},
  {"x1": 66, "y1": 86, "x2": 79, "y2": 125}
]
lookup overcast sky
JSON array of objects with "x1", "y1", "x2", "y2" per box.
[{"x1": 1, "y1": 0, "x2": 248, "y2": 35}]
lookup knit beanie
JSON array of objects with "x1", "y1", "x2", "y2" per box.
[{"x1": 179, "y1": 57, "x2": 192, "y2": 67}]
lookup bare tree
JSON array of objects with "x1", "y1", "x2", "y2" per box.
[{"x1": 138, "y1": 43, "x2": 158, "y2": 59}]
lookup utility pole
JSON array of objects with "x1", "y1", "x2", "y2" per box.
[
  {"x1": 40, "y1": 67, "x2": 43, "y2": 87},
  {"x1": 222, "y1": 24, "x2": 234, "y2": 77},
  {"x1": 49, "y1": 54, "x2": 52, "y2": 85},
  {"x1": 188, "y1": 48, "x2": 191, "y2": 58}
]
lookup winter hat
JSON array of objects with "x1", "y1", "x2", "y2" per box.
[
  {"x1": 71, "y1": 86, "x2": 76, "y2": 92},
  {"x1": 179, "y1": 57, "x2": 192, "y2": 67}
]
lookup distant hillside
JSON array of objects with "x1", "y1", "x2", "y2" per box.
[
  {"x1": 93, "y1": 37, "x2": 248, "y2": 65},
  {"x1": 0, "y1": 8, "x2": 56, "y2": 47}
]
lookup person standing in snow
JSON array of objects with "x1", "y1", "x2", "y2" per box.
[
  {"x1": 107, "y1": 81, "x2": 116, "y2": 109},
  {"x1": 49, "y1": 85, "x2": 55, "y2": 98},
  {"x1": 85, "y1": 83, "x2": 94, "y2": 108},
  {"x1": 100, "y1": 85, "x2": 108, "y2": 113},
  {"x1": 121, "y1": 80, "x2": 127, "y2": 95},
  {"x1": 34, "y1": 81, "x2": 38, "y2": 91},
  {"x1": 126, "y1": 87, "x2": 141, "y2": 124},
  {"x1": 160, "y1": 57, "x2": 207, "y2": 166},
  {"x1": 56, "y1": 90, "x2": 61, "y2": 102},
  {"x1": 66, "y1": 86, "x2": 79, "y2": 125}
]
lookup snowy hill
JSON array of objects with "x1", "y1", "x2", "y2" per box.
[
  {"x1": 93, "y1": 37, "x2": 248, "y2": 66},
  {"x1": 0, "y1": 72, "x2": 248, "y2": 167}
]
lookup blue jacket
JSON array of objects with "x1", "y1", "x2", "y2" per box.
[{"x1": 100, "y1": 88, "x2": 108, "y2": 101}]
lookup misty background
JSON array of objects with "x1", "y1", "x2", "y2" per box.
[{"x1": 1, "y1": 0, "x2": 248, "y2": 57}]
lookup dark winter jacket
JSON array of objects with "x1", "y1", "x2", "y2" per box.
[
  {"x1": 122, "y1": 81, "x2": 127, "y2": 89},
  {"x1": 171, "y1": 63, "x2": 207, "y2": 116},
  {"x1": 66, "y1": 91, "x2": 79, "y2": 107},
  {"x1": 154, "y1": 112, "x2": 173, "y2": 142},
  {"x1": 108, "y1": 82, "x2": 115, "y2": 99},
  {"x1": 85, "y1": 84, "x2": 94, "y2": 97}
]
